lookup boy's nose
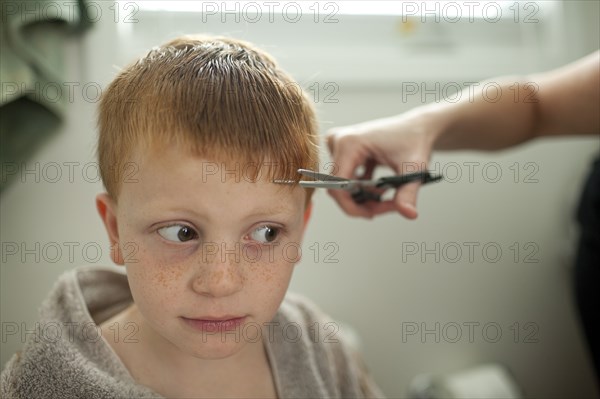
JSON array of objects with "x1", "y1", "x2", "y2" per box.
[{"x1": 191, "y1": 242, "x2": 244, "y2": 297}]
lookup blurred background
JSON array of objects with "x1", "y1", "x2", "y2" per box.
[{"x1": 1, "y1": 1, "x2": 599, "y2": 397}]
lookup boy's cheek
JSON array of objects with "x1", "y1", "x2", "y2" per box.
[
  {"x1": 251, "y1": 243, "x2": 302, "y2": 268},
  {"x1": 127, "y1": 269, "x2": 185, "y2": 314},
  {"x1": 127, "y1": 256, "x2": 190, "y2": 286},
  {"x1": 249, "y1": 257, "x2": 296, "y2": 288}
]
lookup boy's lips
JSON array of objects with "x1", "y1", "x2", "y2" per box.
[{"x1": 181, "y1": 315, "x2": 247, "y2": 332}]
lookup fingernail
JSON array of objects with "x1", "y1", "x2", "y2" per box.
[
  {"x1": 401, "y1": 203, "x2": 418, "y2": 219},
  {"x1": 402, "y1": 202, "x2": 416, "y2": 212}
]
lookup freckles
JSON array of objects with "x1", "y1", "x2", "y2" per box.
[
  {"x1": 259, "y1": 263, "x2": 280, "y2": 283},
  {"x1": 262, "y1": 268, "x2": 273, "y2": 282},
  {"x1": 242, "y1": 254, "x2": 293, "y2": 285},
  {"x1": 156, "y1": 270, "x2": 168, "y2": 288},
  {"x1": 243, "y1": 261, "x2": 273, "y2": 282},
  {"x1": 154, "y1": 265, "x2": 184, "y2": 290},
  {"x1": 212, "y1": 270, "x2": 224, "y2": 284},
  {"x1": 243, "y1": 264, "x2": 257, "y2": 283}
]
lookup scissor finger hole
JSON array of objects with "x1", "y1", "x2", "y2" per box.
[
  {"x1": 354, "y1": 164, "x2": 366, "y2": 178},
  {"x1": 380, "y1": 189, "x2": 396, "y2": 202}
]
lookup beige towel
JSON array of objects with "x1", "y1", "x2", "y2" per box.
[{"x1": 1, "y1": 266, "x2": 384, "y2": 398}]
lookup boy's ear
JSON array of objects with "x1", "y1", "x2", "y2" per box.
[
  {"x1": 96, "y1": 193, "x2": 124, "y2": 265},
  {"x1": 302, "y1": 201, "x2": 313, "y2": 233}
]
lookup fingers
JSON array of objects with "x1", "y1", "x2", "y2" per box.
[
  {"x1": 360, "y1": 158, "x2": 377, "y2": 180},
  {"x1": 326, "y1": 124, "x2": 425, "y2": 219},
  {"x1": 327, "y1": 129, "x2": 365, "y2": 179},
  {"x1": 326, "y1": 130, "x2": 336, "y2": 155},
  {"x1": 358, "y1": 181, "x2": 421, "y2": 219},
  {"x1": 327, "y1": 184, "x2": 421, "y2": 219},
  {"x1": 393, "y1": 182, "x2": 421, "y2": 219},
  {"x1": 327, "y1": 189, "x2": 374, "y2": 218},
  {"x1": 326, "y1": 191, "x2": 419, "y2": 219},
  {"x1": 327, "y1": 128, "x2": 377, "y2": 217}
]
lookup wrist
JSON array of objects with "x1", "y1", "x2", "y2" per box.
[{"x1": 417, "y1": 104, "x2": 453, "y2": 151}]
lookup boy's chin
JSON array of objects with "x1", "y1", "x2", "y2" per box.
[{"x1": 184, "y1": 336, "x2": 254, "y2": 360}]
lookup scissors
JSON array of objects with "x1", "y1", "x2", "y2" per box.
[{"x1": 291, "y1": 169, "x2": 443, "y2": 204}]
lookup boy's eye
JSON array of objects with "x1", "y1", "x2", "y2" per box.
[
  {"x1": 157, "y1": 225, "x2": 198, "y2": 242},
  {"x1": 250, "y1": 226, "x2": 280, "y2": 243}
]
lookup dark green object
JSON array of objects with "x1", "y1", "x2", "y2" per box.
[{"x1": 0, "y1": 0, "x2": 93, "y2": 193}]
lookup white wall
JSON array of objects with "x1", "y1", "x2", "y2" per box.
[{"x1": 2, "y1": 1, "x2": 599, "y2": 397}]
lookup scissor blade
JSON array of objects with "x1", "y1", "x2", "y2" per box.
[{"x1": 297, "y1": 169, "x2": 348, "y2": 182}]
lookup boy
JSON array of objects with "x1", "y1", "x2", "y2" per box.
[{"x1": 1, "y1": 35, "x2": 383, "y2": 398}]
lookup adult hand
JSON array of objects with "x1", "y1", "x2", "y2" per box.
[
  {"x1": 327, "y1": 51, "x2": 599, "y2": 219},
  {"x1": 326, "y1": 109, "x2": 440, "y2": 219}
]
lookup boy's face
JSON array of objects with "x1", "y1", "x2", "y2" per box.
[{"x1": 97, "y1": 144, "x2": 311, "y2": 359}]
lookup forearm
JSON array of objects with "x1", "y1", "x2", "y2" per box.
[
  {"x1": 532, "y1": 51, "x2": 599, "y2": 138},
  {"x1": 427, "y1": 51, "x2": 599, "y2": 151},
  {"x1": 426, "y1": 77, "x2": 540, "y2": 151}
]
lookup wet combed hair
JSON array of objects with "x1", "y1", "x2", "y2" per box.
[{"x1": 97, "y1": 35, "x2": 319, "y2": 202}]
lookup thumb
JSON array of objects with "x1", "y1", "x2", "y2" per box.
[
  {"x1": 393, "y1": 182, "x2": 421, "y2": 219},
  {"x1": 326, "y1": 130, "x2": 337, "y2": 154}
]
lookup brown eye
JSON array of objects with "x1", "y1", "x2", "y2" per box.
[
  {"x1": 158, "y1": 225, "x2": 198, "y2": 242},
  {"x1": 250, "y1": 226, "x2": 280, "y2": 243}
]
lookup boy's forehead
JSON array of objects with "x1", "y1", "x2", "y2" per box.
[
  {"x1": 135, "y1": 142, "x2": 297, "y2": 178},
  {"x1": 135, "y1": 146, "x2": 295, "y2": 186},
  {"x1": 121, "y1": 146, "x2": 306, "y2": 216}
]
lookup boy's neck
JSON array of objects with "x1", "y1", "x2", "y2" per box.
[{"x1": 100, "y1": 303, "x2": 277, "y2": 398}]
